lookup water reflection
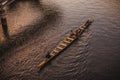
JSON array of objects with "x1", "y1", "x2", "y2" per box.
[{"x1": 0, "y1": 1, "x2": 61, "y2": 55}]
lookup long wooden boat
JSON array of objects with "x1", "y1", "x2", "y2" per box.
[{"x1": 38, "y1": 18, "x2": 94, "y2": 70}]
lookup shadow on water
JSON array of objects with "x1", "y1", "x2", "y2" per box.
[{"x1": 0, "y1": 0, "x2": 61, "y2": 57}]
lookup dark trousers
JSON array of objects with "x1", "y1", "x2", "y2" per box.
[{"x1": 1, "y1": 17, "x2": 9, "y2": 38}]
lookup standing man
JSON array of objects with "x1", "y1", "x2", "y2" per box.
[{"x1": 0, "y1": 0, "x2": 9, "y2": 39}]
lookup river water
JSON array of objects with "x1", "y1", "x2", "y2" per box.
[{"x1": 0, "y1": 0, "x2": 120, "y2": 80}]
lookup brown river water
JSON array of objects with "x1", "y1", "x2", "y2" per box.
[{"x1": 0, "y1": 0, "x2": 120, "y2": 80}]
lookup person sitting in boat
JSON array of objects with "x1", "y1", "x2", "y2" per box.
[
  {"x1": 46, "y1": 51, "x2": 51, "y2": 58},
  {"x1": 70, "y1": 30, "x2": 78, "y2": 37}
]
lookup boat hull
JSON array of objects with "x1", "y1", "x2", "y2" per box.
[{"x1": 38, "y1": 18, "x2": 94, "y2": 70}]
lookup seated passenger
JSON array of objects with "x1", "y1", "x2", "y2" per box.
[
  {"x1": 46, "y1": 52, "x2": 51, "y2": 58},
  {"x1": 70, "y1": 30, "x2": 78, "y2": 37}
]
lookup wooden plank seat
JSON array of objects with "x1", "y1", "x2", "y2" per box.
[
  {"x1": 66, "y1": 37, "x2": 74, "y2": 41},
  {"x1": 60, "y1": 43, "x2": 67, "y2": 47},
  {"x1": 56, "y1": 46, "x2": 63, "y2": 50},
  {"x1": 63, "y1": 40, "x2": 71, "y2": 44}
]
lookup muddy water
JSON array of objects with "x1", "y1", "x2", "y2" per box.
[{"x1": 0, "y1": 0, "x2": 120, "y2": 80}]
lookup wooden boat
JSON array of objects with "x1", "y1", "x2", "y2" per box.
[{"x1": 38, "y1": 18, "x2": 94, "y2": 70}]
